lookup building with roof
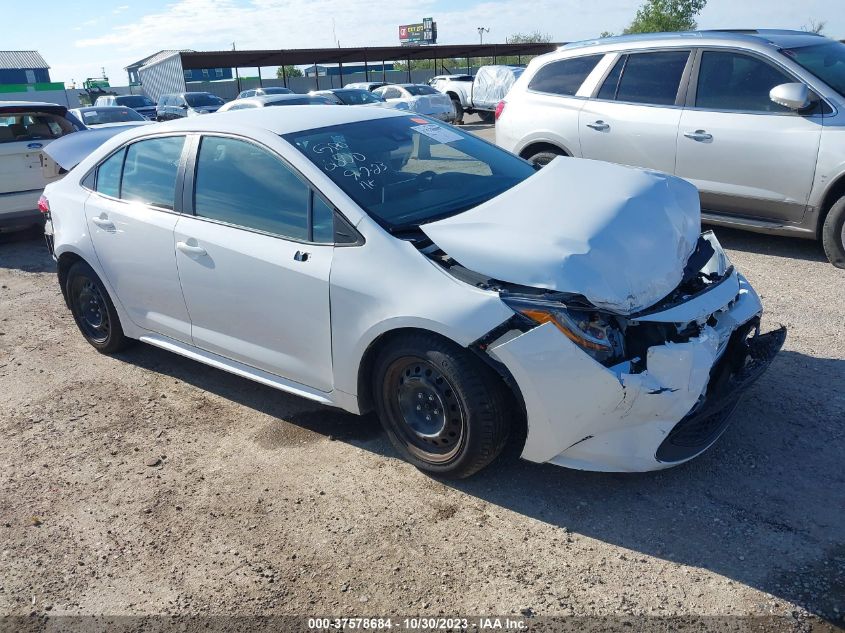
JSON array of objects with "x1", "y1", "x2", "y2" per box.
[
  {"x1": 125, "y1": 50, "x2": 231, "y2": 86},
  {"x1": 0, "y1": 51, "x2": 51, "y2": 86}
]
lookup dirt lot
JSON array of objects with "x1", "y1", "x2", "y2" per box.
[{"x1": 1, "y1": 121, "x2": 844, "y2": 629}]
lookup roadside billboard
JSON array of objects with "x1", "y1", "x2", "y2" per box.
[{"x1": 399, "y1": 17, "x2": 437, "y2": 46}]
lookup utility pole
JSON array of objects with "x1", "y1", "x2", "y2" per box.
[{"x1": 477, "y1": 27, "x2": 489, "y2": 44}]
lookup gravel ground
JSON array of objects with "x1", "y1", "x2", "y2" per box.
[{"x1": 0, "y1": 119, "x2": 843, "y2": 630}]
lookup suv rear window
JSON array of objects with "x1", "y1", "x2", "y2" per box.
[
  {"x1": 598, "y1": 51, "x2": 689, "y2": 106},
  {"x1": 0, "y1": 112, "x2": 76, "y2": 144},
  {"x1": 528, "y1": 55, "x2": 603, "y2": 96}
]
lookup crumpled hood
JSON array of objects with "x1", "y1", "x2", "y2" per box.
[{"x1": 420, "y1": 158, "x2": 701, "y2": 314}]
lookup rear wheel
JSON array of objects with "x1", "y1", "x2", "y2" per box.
[
  {"x1": 66, "y1": 261, "x2": 132, "y2": 353},
  {"x1": 450, "y1": 98, "x2": 464, "y2": 124},
  {"x1": 373, "y1": 332, "x2": 513, "y2": 478},
  {"x1": 821, "y1": 196, "x2": 845, "y2": 268},
  {"x1": 526, "y1": 149, "x2": 565, "y2": 167},
  {"x1": 477, "y1": 111, "x2": 495, "y2": 123}
]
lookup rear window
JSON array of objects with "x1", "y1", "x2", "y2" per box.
[
  {"x1": 0, "y1": 112, "x2": 76, "y2": 144},
  {"x1": 115, "y1": 95, "x2": 155, "y2": 108},
  {"x1": 79, "y1": 108, "x2": 145, "y2": 125},
  {"x1": 404, "y1": 85, "x2": 438, "y2": 96},
  {"x1": 185, "y1": 93, "x2": 224, "y2": 107},
  {"x1": 529, "y1": 54, "x2": 603, "y2": 96},
  {"x1": 267, "y1": 97, "x2": 330, "y2": 106}
]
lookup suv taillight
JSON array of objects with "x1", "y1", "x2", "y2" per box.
[
  {"x1": 38, "y1": 195, "x2": 50, "y2": 214},
  {"x1": 494, "y1": 100, "x2": 506, "y2": 121}
]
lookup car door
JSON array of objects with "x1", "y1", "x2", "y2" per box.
[
  {"x1": 173, "y1": 134, "x2": 335, "y2": 391},
  {"x1": 84, "y1": 135, "x2": 193, "y2": 341},
  {"x1": 675, "y1": 49, "x2": 823, "y2": 224},
  {"x1": 578, "y1": 49, "x2": 692, "y2": 174}
]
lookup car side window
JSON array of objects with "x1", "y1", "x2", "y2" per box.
[
  {"x1": 600, "y1": 51, "x2": 689, "y2": 105},
  {"x1": 695, "y1": 51, "x2": 792, "y2": 113},
  {"x1": 311, "y1": 193, "x2": 335, "y2": 244},
  {"x1": 194, "y1": 136, "x2": 310, "y2": 241},
  {"x1": 528, "y1": 54, "x2": 603, "y2": 96},
  {"x1": 120, "y1": 136, "x2": 185, "y2": 210},
  {"x1": 382, "y1": 87, "x2": 401, "y2": 99},
  {"x1": 95, "y1": 149, "x2": 125, "y2": 198}
]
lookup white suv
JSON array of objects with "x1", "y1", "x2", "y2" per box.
[{"x1": 496, "y1": 30, "x2": 845, "y2": 267}]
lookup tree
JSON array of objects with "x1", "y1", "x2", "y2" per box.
[
  {"x1": 506, "y1": 31, "x2": 552, "y2": 44},
  {"x1": 802, "y1": 19, "x2": 826, "y2": 34},
  {"x1": 599, "y1": 31, "x2": 615, "y2": 38},
  {"x1": 276, "y1": 65, "x2": 303, "y2": 79},
  {"x1": 623, "y1": 0, "x2": 707, "y2": 34}
]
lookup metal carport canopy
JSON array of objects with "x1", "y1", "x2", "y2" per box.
[{"x1": 178, "y1": 43, "x2": 560, "y2": 70}]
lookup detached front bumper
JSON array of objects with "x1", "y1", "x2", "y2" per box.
[{"x1": 488, "y1": 272, "x2": 785, "y2": 472}]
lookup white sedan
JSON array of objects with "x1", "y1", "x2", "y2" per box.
[
  {"x1": 372, "y1": 84, "x2": 456, "y2": 122},
  {"x1": 41, "y1": 106, "x2": 784, "y2": 477}
]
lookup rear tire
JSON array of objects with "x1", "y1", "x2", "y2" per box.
[
  {"x1": 373, "y1": 332, "x2": 513, "y2": 479},
  {"x1": 66, "y1": 261, "x2": 132, "y2": 353},
  {"x1": 477, "y1": 111, "x2": 495, "y2": 123},
  {"x1": 821, "y1": 196, "x2": 845, "y2": 269},
  {"x1": 450, "y1": 98, "x2": 464, "y2": 124},
  {"x1": 526, "y1": 149, "x2": 565, "y2": 168}
]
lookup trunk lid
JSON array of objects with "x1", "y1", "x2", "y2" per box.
[{"x1": 420, "y1": 158, "x2": 701, "y2": 314}]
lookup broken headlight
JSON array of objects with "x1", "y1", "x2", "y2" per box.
[{"x1": 501, "y1": 296, "x2": 624, "y2": 363}]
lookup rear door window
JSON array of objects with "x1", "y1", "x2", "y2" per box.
[
  {"x1": 120, "y1": 136, "x2": 185, "y2": 209},
  {"x1": 599, "y1": 51, "x2": 690, "y2": 105},
  {"x1": 695, "y1": 50, "x2": 793, "y2": 112},
  {"x1": 528, "y1": 54, "x2": 603, "y2": 96}
]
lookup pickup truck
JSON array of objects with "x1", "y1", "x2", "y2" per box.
[{"x1": 430, "y1": 66, "x2": 524, "y2": 124}]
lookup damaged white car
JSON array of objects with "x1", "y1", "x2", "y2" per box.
[{"x1": 41, "y1": 106, "x2": 785, "y2": 478}]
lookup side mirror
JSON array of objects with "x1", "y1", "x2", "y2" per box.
[
  {"x1": 179, "y1": 103, "x2": 188, "y2": 109},
  {"x1": 769, "y1": 82, "x2": 814, "y2": 111}
]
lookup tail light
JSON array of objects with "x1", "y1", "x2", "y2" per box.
[
  {"x1": 38, "y1": 195, "x2": 50, "y2": 214},
  {"x1": 495, "y1": 100, "x2": 506, "y2": 121}
]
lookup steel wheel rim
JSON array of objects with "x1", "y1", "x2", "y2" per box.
[
  {"x1": 384, "y1": 356, "x2": 466, "y2": 464},
  {"x1": 73, "y1": 277, "x2": 110, "y2": 343}
]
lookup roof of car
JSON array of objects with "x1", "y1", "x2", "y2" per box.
[
  {"x1": 125, "y1": 104, "x2": 407, "y2": 138},
  {"x1": 562, "y1": 29, "x2": 827, "y2": 53}
]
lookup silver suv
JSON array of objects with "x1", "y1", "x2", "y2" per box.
[{"x1": 496, "y1": 30, "x2": 845, "y2": 267}]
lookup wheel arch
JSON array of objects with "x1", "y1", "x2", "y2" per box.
[
  {"x1": 56, "y1": 250, "x2": 87, "y2": 307},
  {"x1": 818, "y1": 171, "x2": 845, "y2": 237}
]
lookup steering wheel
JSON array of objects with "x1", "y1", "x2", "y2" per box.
[{"x1": 416, "y1": 171, "x2": 436, "y2": 191}]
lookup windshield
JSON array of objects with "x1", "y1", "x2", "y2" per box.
[
  {"x1": 336, "y1": 90, "x2": 382, "y2": 105},
  {"x1": 79, "y1": 108, "x2": 145, "y2": 124},
  {"x1": 284, "y1": 115, "x2": 535, "y2": 230},
  {"x1": 185, "y1": 93, "x2": 224, "y2": 107},
  {"x1": 404, "y1": 85, "x2": 438, "y2": 96},
  {"x1": 115, "y1": 95, "x2": 154, "y2": 108},
  {"x1": 781, "y1": 41, "x2": 845, "y2": 97}
]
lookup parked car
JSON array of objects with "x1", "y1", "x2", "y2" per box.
[
  {"x1": 156, "y1": 92, "x2": 225, "y2": 120},
  {"x1": 41, "y1": 106, "x2": 784, "y2": 477},
  {"x1": 496, "y1": 29, "x2": 845, "y2": 267},
  {"x1": 310, "y1": 88, "x2": 387, "y2": 106},
  {"x1": 94, "y1": 94, "x2": 157, "y2": 120},
  {"x1": 0, "y1": 102, "x2": 84, "y2": 232},
  {"x1": 430, "y1": 67, "x2": 523, "y2": 124},
  {"x1": 344, "y1": 82, "x2": 388, "y2": 92},
  {"x1": 69, "y1": 106, "x2": 152, "y2": 128},
  {"x1": 372, "y1": 84, "x2": 456, "y2": 121},
  {"x1": 428, "y1": 74, "x2": 474, "y2": 123},
  {"x1": 236, "y1": 87, "x2": 293, "y2": 99},
  {"x1": 217, "y1": 94, "x2": 333, "y2": 112}
]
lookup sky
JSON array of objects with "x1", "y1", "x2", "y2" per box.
[{"x1": 4, "y1": 0, "x2": 844, "y2": 87}]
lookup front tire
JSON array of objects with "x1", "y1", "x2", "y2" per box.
[
  {"x1": 66, "y1": 261, "x2": 131, "y2": 353},
  {"x1": 821, "y1": 196, "x2": 845, "y2": 268},
  {"x1": 373, "y1": 333, "x2": 513, "y2": 478},
  {"x1": 450, "y1": 98, "x2": 464, "y2": 124}
]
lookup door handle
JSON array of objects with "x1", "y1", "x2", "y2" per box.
[
  {"x1": 176, "y1": 241, "x2": 207, "y2": 256},
  {"x1": 684, "y1": 130, "x2": 713, "y2": 142},
  {"x1": 294, "y1": 250, "x2": 310, "y2": 262},
  {"x1": 91, "y1": 215, "x2": 114, "y2": 229},
  {"x1": 586, "y1": 120, "x2": 610, "y2": 131}
]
